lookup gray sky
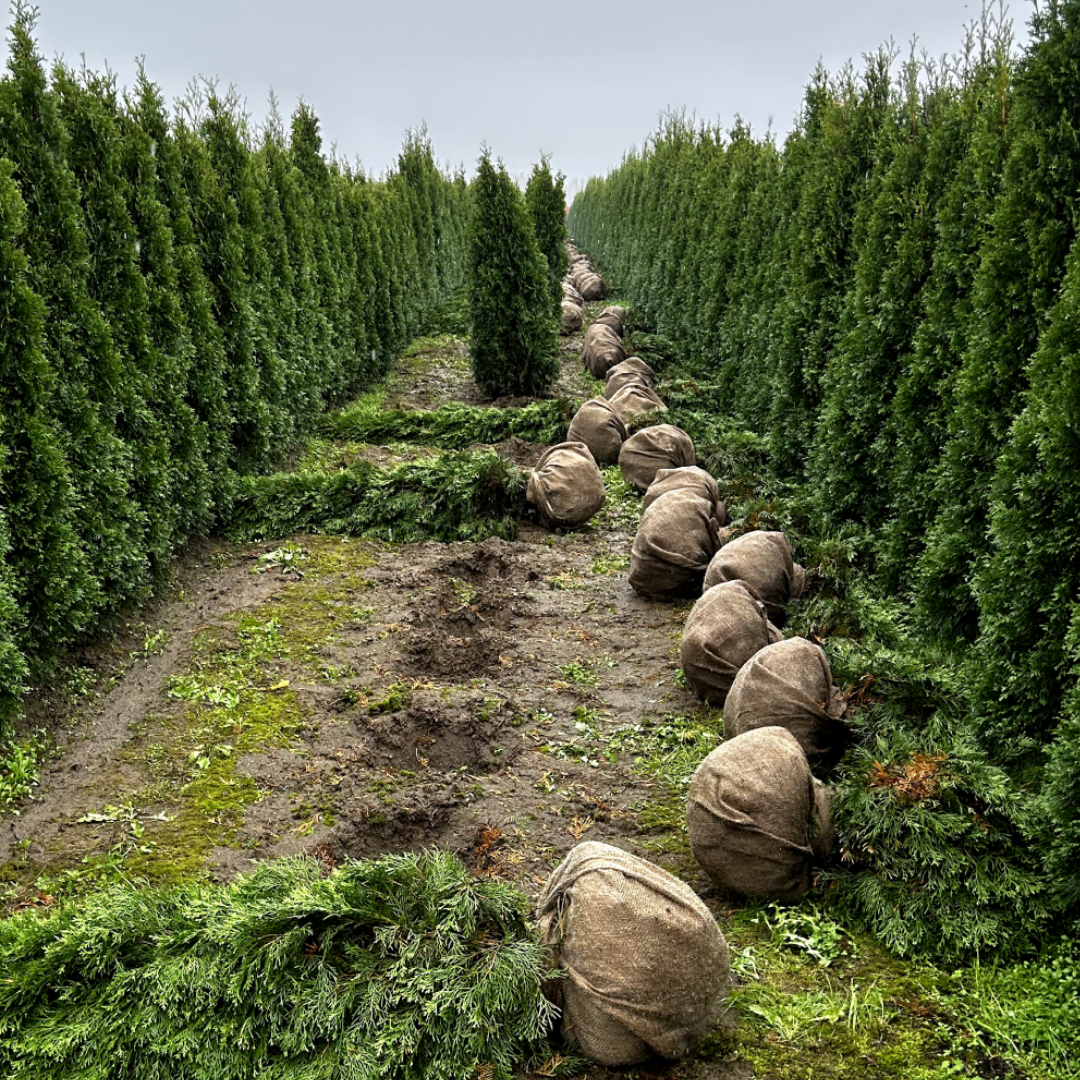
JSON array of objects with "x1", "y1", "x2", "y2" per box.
[{"x1": 30, "y1": 1, "x2": 1028, "y2": 193}]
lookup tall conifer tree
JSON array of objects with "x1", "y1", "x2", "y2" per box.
[
  {"x1": 468, "y1": 151, "x2": 558, "y2": 398},
  {"x1": 524, "y1": 155, "x2": 568, "y2": 309}
]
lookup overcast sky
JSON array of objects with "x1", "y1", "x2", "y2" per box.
[{"x1": 29, "y1": 1, "x2": 1029, "y2": 194}]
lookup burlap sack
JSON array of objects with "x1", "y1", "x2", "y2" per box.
[
  {"x1": 642, "y1": 466, "x2": 724, "y2": 520},
  {"x1": 593, "y1": 305, "x2": 627, "y2": 336},
  {"x1": 526, "y1": 441, "x2": 606, "y2": 530},
  {"x1": 582, "y1": 322, "x2": 626, "y2": 379},
  {"x1": 608, "y1": 384, "x2": 667, "y2": 430},
  {"x1": 567, "y1": 397, "x2": 628, "y2": 465},
  {"x1": 578, "y1": 272, "x2": 605, "y2": 301},
  {"x1": 629, "y1": 490, "x2": 721, "y2": 599},
  {"x1": 604, "y1": 358, "x2": 656, "y2": 397},
  {"x1": 619, "y1": 424, "x2": 696, "y2": 493},
  {"x1": 603, "y1": 370, "x2": 647, "y2": 400},
  {"x1": 723, "y1": 637, "x2": 849, "y2": 771},
  {"x1": 687, "y1": 727, "x2": 835, "y2": 903},
  {"x1": 562, "y1": 282, "x2": 584, "y2": 306},
  {"x1": 561, "y1": 301, "x2": 584, "y2": 335},
  {"x1": 537, "y1": 841, "x2": 730, "y2": 1066},
  {"x1": 703, "y1": 530, "x2": 805, "y2": 622},
  {"x1": 679, "y1": 581, "x2": 782, "y2": 704}
]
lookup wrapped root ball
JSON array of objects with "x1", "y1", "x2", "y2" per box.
[
  {"x1": 704, "y1": 530, "x2": 805, "y2": 622},
  {"x1": 567, "y1": 397, "x2": 628, "y2": 465},
  {"x1": 687, "y1": 727, "x2": 834, "y2": 903},
  {"x1": 561, "y1": 300, "x2": 584, "y2": 335},
  {"x1": 604, "y1": 358, "x2": 657, "y2": 400},
  {"x1": 619, "y1": 424, "x2": 696, "y2": 493},
  {"x1": 629, "y1": 490, "x2": 720, "y2": 599},
  {"x1": 643, "y1": 466, "x2": 724, "y2": 521},
  {"x1": 577, "y1": 272, "x2": 605, "y2": 301},
  {"x1": 679, "y1": 581, "x2": 781, "y2": 704},
  {"x1": 593, "y1": 305, "x2": 627, "y2": 336},
  {"x1": 538, "y1": 841, "x2": 730, "y2": 1067},
  {"x1": 582, "y1": 322, "x2": 626, "y2": 379},
  {"x1": 724, "y1": 637, "x2": 849, "y2": 771},
  {"x1": 527, "y1": 441, "x2": 606, "y2": 530},
  {"x1": 608, "y1": 383, "x2": 667, "y2": 430}
]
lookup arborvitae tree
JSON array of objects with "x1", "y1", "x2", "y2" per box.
[
  {"x1": 810, "y1": 61, "x2": 951, "y2": 532},
  {"x1": 0, "y1": 156, "x2": 72, "y2": 698},
  {"x1": 131, "y1": 70, "x2": 232, "y2": 507},
  {"x1": 468, "y1": 151, "x2": 558, "y2": 398},
  {"x1": 0, "y1": 5, "x2": 146, "y2": 630},
  {"x1": 879, "y1": 36, "x2": 1014, "y2": 585},
  {"x1": 55, "y1": 63, "x2": 174, "y2": 591},
  {"x1": 202, "y1": 88, "x2": 290, "y2": 462},
  {"x1": 175, "y1": 100, "x2": 268, "y2": 473},
  {"x1": 118, "y1": 71, "x2": 213, "y2": 543},
  {"x1": 916, "y1": 0, "x2": 1080, "y2": 642},
  {"x1": 523, "y1": 154, "x2": 567, "y2": 308},
  {"x1": 0, "y1": 480, "x2": 27, "y2": 730},
  {"x1": 768, "y1": 54, "x2": 893, "y2": 482},
  {"x1": 290, "y1": 104, "x2": 349, "y2": 397}
]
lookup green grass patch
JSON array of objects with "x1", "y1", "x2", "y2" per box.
[
  {"x1": 0, "y1": 732, "x2": 48, "y2": 813},
  {"x1": 0, "y1": 851, "x2": 575, "y2": 1080}
]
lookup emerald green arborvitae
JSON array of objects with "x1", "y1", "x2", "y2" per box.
[
  {"x1": 878, "y1": 37, "x2": 1013, "y2": 585},
  {"x1": 0, "y1": 149, "x2": 82, "y2": 706},
  {"x1": 468, "y1": 151, "x2": 558, "y2": 398},
  {"x1": 915, "y1": 1, "x2": 1080, "y2": 642},
  {"x1": 524, "y1": 154, "x2": 568, "y2": 308},
  {"x1": 132, "y1": 69, "x2": 234, "y2": 509},
  {"x1": 0, "y1": 4, "x2": 146, "y2": 634},
  {"x1": 55, "y1": 64, "x2": 176, "y2": 593}
]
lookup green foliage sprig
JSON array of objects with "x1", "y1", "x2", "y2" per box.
[
  {"x1": 227, "y1": 451, "x2": 527, "y2": 544},
  {"x1": 0, "y1": 852, "x2": 565, "y2": 1080}
]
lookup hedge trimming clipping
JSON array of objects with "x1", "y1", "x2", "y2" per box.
[
  {"x1": 226, "y1": 451, "x2": 527, "y2": 545},
  {"x1": 321, "y1": 398, "x2": 574, "y2": 448},
  {"x1": 569, "y1": 4, "x2": 1080, "y2": 916},
  {"x1": 0, "y1": 851, "x2": 564, "y2": 1080},
  {"x1": 0, "y1": 5, "x2": 469, "y2": 730}
]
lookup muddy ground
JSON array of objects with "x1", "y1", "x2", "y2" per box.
[{"x1": 0, "y1": 304, "x2": 985, "y2": 1080}]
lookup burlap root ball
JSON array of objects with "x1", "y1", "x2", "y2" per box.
[
  {"x1": 619, "y1": 424, "x2": 696, "y2": 493},
  {"x1": 688, "y1": 726, "x2": 835, "y2": 904},
  {"x1": 567, "y1": 397, "x2": 628, "y2": 465},
  {"x1": 526, "y1": 441, "x2": 606, "y2": 530},
  {"x1": 723, "y1": 637, "x2": 849, "y2": 772},
  {"x1": 576, "y1": 271, "x2": 605, "y2": 301},
  {"x1": 582, "y1": 322, "x2": 626, "y2": 379},
  {"x1": 606, "y1": 356, "x2": 656, "y2": 385},
  {"x1": 592, "y1": 305, "x2": 627, "y2": 336},
  {"x1": 538, "y1": 841, "x2": 730, "y2": 1067},
  {"x1": 604, "y1": 359, "x2": 656, "y2": 400},
  {"x1": 629, "y1": 490, "x2": 721, "y2": 600},
  {"x1": 608, "y1": 383, "x2": 667, "y2": 430},
  {"x1": 561, "y1": 301, "x2": 584, "y2": 335},
  {"x1": 703, "y1": 530, "x2": 806, "y2": 622},
  {"x1": 642, "y1": 466, "x2": 725, "y2": 522},
  {"x1": 679, "y1": 580, "x2": 782, "y2": 704},
  {"x1": 562, "y1": 282, "x2": 584, "y2": 306}
]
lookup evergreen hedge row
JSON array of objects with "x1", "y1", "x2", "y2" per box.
[
  {"x1": 0, "y1": 6, "x2": 470, "y2": 729},
  {"x1": 568, "y1": 4, "x2": 1080, "y2": 912}
]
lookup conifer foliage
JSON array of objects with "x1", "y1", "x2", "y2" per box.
[
  {"x1": 524, "y1": 154, "x2": 568, "y2": 303},
  {"x1": 568, "y1": 3, "x2": 1080, "y2": 930},
  {"x1": 0, "y1": 3, "x2": 470, "y2": 734},
  {"x1": 468, "y1": 151, "x2": 559, "y2": 398},
  {"x1": 0, "y1": 852, "x2": 562, "y2": 1080}
]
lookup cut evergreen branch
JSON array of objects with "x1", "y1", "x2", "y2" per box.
[
  {"x1": 0, "y1": 851, "x2": 567, "y2": 1080},
  {"x1": 225, "y1": 451, "x2": 527, "y2": 544},
  {"x1": 321, "y1": 398, "x2": 574, "y2": 448},
  {"x1": 468, "y1": 151, "x2": 559, "y2": 398}
]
